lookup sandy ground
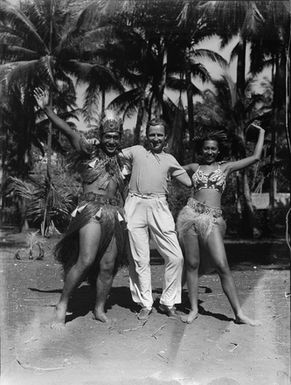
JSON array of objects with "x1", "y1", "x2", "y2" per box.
[{"x1": 0, "y1": 234, "x2": 290, "y2": 385}]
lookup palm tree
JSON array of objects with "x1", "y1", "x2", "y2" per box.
[
  {"x1": 199, "y1": 72, "x2": 271, "y2": 236},
  {"x1": 103, "y1": 0, "x2": 226, "y2": 152},
  {"x1": 76, "y1": 60, "x2": 124, "y2": 124},
  {"x1": 197, "y1": 1, "x2": 270, "y2": 236},
  {"x1": 73, "y1": 0, "x2": 183, "y2": 142},
  {"x1": 6, "y1": 162, "x2": 80, "y2": 236},
  {"x1": 0, "y1": 0, "x2": 94, "y2": 233},
  {"x1": 175, "y1": 0, "x2": 227, "y2": 159},
  {"x1": 201, "y1": 1, "x2": 290, "y2": 211},
  {"x1": 249, "y1": 1, "x2": 290, "y2": 207},
  {"x1": 0, "y1": 0, "x2": 74, "y2": 174}
]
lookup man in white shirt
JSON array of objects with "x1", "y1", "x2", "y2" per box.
[{"x1": 122, "y1": 118, "x2": 192, "y2": 320}]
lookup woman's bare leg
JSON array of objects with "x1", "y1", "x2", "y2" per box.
[
  {"x1": 180, "y1": 228, "x2": 200, "y2": 324},
  {"x1": 93, "y1": 237, "x2": 117, "y2": 323},
  {"x1": 52, "y1": 221, "x2": 102, "y2": 328},
  {"x1": 206, "y1": 227, "x2": 261, "y2": 326}
]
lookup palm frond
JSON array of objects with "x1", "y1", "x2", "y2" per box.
[
  {"x1": 82, "y1": 85, "x2": 101, "y2": 123},
  {"x1": 189, "y1": 62, "x2": 211, "y2": 83},
  {"x1": 190, "y1": 48, "x2": 228, "y2": 67},
  {"x1": 0, "y1": 44, "x2": 39, "y2": 61},
  {"x1": 39, "y1": 55, "x2": 57, "y2": 87},
  {"x1": 0, "y1": 1, "x2": 48, "y2": 53},
  {"x1": 241, "y1": 3, "x2": 264, "y2": 39},
  {"x1": 229, "y1": 40, "x2": 241, "y2": 62},
  {"x1": 6, "y1": 176, "x2": 35, "y2": 199},
  {"x1": 166, "y1": 76, "x2": 188, "y2": 92},
  {"x1": 212, "y1": 73, "x2": 237, "y2": 109},
  {"x1": 69, "y1": 61, "x2": 124, "y2": 93},
  {"x1": 1, "y1": 60, "x2": 42, "y2": 90},
  {"x1": 108, "y1": 88, "x2": 144, "y2": 113}
]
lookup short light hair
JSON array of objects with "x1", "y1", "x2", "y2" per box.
[{"x1": 146, "y1": 118, "x2": 168, "y2": 136}]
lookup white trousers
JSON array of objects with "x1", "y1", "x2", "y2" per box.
[{"x1": 124, "y1": 194, "x2": 183, "y2": 309}]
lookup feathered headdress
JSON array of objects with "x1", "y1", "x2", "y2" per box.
[{"x1": 100, "y1": 110, "x2": 123, "y2": 135}]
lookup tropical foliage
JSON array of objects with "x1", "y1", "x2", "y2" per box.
[
  {"x1": 6, "y1": 160, "x2": 80, "y2": 234},
  {"x1": 0, "y1": 0, "x2": 290, "y2": 238}
]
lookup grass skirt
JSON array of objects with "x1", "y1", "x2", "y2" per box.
[
  {"x1": 54, "y1": 198, "x2": 127, "y2": 282},
  {"x1": 176, "y1": 198, "x2": 224, "y2": 241},
  {"x1": 176, "y1": 198, "x2": 226, "y2": 274}
]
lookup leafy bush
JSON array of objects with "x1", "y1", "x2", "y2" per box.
[{"x1": 6, "y1": 159, "x2": 81, "y2": 234}]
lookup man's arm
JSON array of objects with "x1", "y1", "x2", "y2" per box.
[
  {"x1": 119, "y1": 146, "x2": 136, "y2": 161},
  {"x1": 34, "y1": 88, "x2": 83, "y2": 151},
  {"x1": 169, "y1": 155, "x2": 193, "y2": 187},
  {"x1": 183, "y1": 163, "x2": 199, "y2": 176},
  {"x1": 175, "y1": 172, "x2": 192, "y2": 187}
]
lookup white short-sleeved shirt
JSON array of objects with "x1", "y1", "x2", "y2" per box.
[{"x1": 121, "y1": 145, "x2": 186, "y2": 195}]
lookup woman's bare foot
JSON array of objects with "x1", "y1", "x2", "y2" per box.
[
  {"x1": 235, "y1": 313, "x2": 262, "y2": 326},
  {"x1": 51, "y1": 303, "x2": 67, "y2": 329},
  {"x1": 93, "y1": 309, "x2": 109, "y2": 323},
  {"x1": 181, "y1": 310, "x2": 199, "y2": 324}
]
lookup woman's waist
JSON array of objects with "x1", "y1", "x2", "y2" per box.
[
  {"x1": 187, "y1": 197, "x2": 222, "y2": 217},
  {"x1": 192, "y1": 190, "x2": 221, "y2": 205}
]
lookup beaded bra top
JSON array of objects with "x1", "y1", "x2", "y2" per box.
[{"x1": 192, "y1": 164, "x2": 226, "y2": 194}]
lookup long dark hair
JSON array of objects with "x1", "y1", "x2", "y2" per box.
[{"x1": 194, "y1": 129, "x2": 229, "y2": 162}]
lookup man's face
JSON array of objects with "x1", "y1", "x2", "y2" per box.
[
  {"x1": 101, "y1": 132, "x2": 121, "y2": 155},
  {"x1": 147, "y1": 125, "x2": 166, "y2": 153}
]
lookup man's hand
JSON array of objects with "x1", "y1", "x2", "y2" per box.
[{"x1": 34, "y1": 87, "x2": 50, "y2": 110}]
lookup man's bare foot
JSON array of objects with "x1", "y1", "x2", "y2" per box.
[
  {"x1": 235, "y1": 313, "x2": 262, "y2": 326},
  {"x1": 93, "y1": 309, "x2": 109, "y2": 323},
  {"x1": 181, "y1": 310, "x2": 199, "y2": 324},
  {"x1": 51, "y1": 303, "x2": 66, "y2": 329}
]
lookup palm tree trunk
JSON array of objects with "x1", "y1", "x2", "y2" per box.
[
  {"x1": 150, "y1": 37, "x2": 167, "y2": 119},
  {"x1": 42, "y1": 117, "x2": 52, "y2": 236},
  {"x1": 159, "y1": 37, "x2": 167, "y2": 114},
  {"x1": 1, "y1": 120, "x2": 8, "y2": 211},
  {"x1": 101, "y1": 88, "x2": 105, "y2": 116},
  {"x1": 286, "y1": 42, "x2": 291, "y2": 156},
  {"x1": 185, "y1": 56, "x2": 195, "y2": 160},
  {"x1": 242, "y1": 172, "x2": 256, "y2": 237},
  {"x1": 270, "y1": 115, "x2": 277, "y2": 208},
  {"x1": 270, "y1": 53, "x2": 281, "y2": 208},
  {"x1": 42, "y1": 0, "x2": 55, "y2": 236},
  {"x1": 236, "y1": 38, "x2": 246, "y2": 95},
  {"x1": 168, "y1": 99, "x2": 184, "y2": 163},
  {"x1": 134, "y1": 101, "x2": 144, "y2": 145},
  {"x1": 286, "y1": 40, "x2": 291, "y2": 208},
  {"x1": 236, "y1": 40, "x2": 257, "y2": 237},
  {"x1": 47, "y1": 123, "x2": 53, "y2": 180}
]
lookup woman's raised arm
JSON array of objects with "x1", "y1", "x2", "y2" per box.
[{"x1": 224, "y1": 123, "x2": 265, "y2": 174}]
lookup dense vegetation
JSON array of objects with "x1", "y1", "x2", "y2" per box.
[{"x1": 0, "y1": 0, "x2": 290, "y2": 238}]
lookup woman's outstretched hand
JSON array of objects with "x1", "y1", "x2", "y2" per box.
[
  {"x1": 246, "y1": 120, "x2": 265, "y2": 142},
  {"x1": 251, "y1": 119, "x2": 264, "y2": 131},
  {"x1": 34, "y1": 87, "x2": 49, "y2": 110}
]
